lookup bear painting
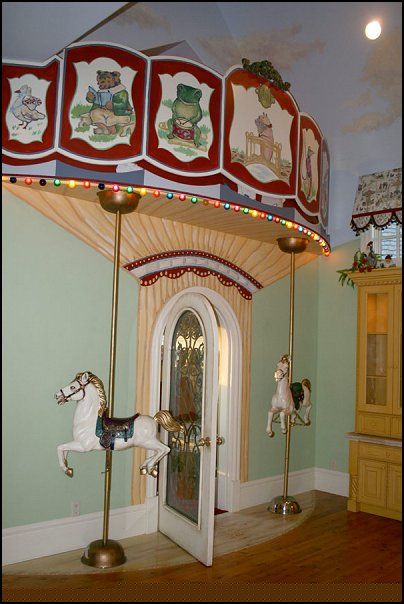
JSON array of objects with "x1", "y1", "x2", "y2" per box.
[{"x1": 76, "y1": 70, "x2": 135, "y2": 139}]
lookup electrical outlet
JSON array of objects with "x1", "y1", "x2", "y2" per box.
[{"x1": 71, "y1": 501, "x2": 80, "y2": 517}]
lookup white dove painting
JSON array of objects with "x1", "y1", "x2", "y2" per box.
[{"x1": 6, "y1": 75, "x2": 50, "y2": 144}]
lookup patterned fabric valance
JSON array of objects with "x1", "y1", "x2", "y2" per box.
[{"x1": 351, "y1": 167, "x2": 402, "y2": 234}]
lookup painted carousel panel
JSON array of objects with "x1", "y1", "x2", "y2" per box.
[
  {"x1": 2, "y1": 57, "x2": 61, "y2": 160},
  {"x1": 144, "y1": 57, "x2": 222, "y2": 178},
  {"x1": 58, "y1": 43, "x2": 148, "y2": 164}
]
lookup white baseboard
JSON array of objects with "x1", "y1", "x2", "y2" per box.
[
  {"x1": 314, "y1": 467, "x2": 349, "y2": 497},
  {"x1": 2, "y1": 496, "x2": 158, "y2": 566},
  {"x1": 3, "y1": 468, "x2": 349, "y2": 566},
  {"x1": 239, "y1": 468, "x2": 315, "y2": 509}
]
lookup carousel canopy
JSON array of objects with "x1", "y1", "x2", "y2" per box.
[
  {"x1": 2, "y1": 41, "x2": 331, "y2": 254},
  {"x1": 351, "y1": 167, "x2": 402, "y2": 234}
]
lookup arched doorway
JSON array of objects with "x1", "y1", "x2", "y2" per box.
[{"x1": 147, "y1": 287, "x2": 242, "y2": 565}]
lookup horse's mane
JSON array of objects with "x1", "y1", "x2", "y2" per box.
[{"x1": 76, "y1": 371, "x2": 107, "y2": 416}]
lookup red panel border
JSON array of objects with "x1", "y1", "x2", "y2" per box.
[
  {"x1": 59, "y1": 44, "x2": 147, "y2": 161},
  {"x1": 223, "y1": 68, "x2": 299, "y2": 196},
  {"x1": 146, "y1": 59, "x2": 222, "y2": 174},
  {"x1": 2, "y1": 59, "x2": 60, "y2": 157},
  {"x1": 297, "y1": 114, "x2": 322, "y2": 218}
]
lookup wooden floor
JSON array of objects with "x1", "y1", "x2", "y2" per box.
[{"x1": 2, "y1": 492, "x2": 402, "y2": 602}]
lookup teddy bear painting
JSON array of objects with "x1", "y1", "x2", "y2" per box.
[{"x1": 70, "y1": 68, "x2": 136, "y2": 146}]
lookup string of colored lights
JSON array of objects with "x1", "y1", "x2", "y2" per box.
[{"x1": 2, "y1": 175, "x2": 331, "y2": 255}]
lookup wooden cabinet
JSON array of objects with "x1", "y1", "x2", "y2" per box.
[{"x1": 347, "y1": 268, "x2": 402, "y2": 521}]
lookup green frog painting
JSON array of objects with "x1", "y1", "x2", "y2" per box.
[{"x1": 167, "y1": 83, "x2": 203, "y2": 147}]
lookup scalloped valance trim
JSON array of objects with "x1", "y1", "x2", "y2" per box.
[{"x1": 351, "y1": 208, "x2": 402, "y2": 234}]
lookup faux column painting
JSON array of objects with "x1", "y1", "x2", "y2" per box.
[
  {"x1": 58, "y1": 44, "x2": 147, "y2": 163},
  {"x1": 146, "y1": 58, "x2": 222, "y2": 176},
  {"x1": 223, "y1": 68, "x2": 299, "y2": 197},
  {"x1": 2, "y1": 57, "x2": 61, "y2": 159}
]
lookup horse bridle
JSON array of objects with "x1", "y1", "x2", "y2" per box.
[
  {"x1": 56, "y1": 377, "x2": 87, "y2": 404},
  {"x1": 274, "y1": 363, "x2": 289, "y2": 382}
]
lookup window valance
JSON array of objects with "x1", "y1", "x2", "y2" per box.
[{"x1": 351, "y1": 167, "x2": 402, "y2": 234}]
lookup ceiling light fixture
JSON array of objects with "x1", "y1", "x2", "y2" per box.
[{"x1": 365, "y1": 20, "x2": 382, "y2": 40}]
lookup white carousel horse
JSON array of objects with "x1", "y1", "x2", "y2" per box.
[
  {"x1": 55, "y1": 371, "x2": 183, "y2": 478},
  {"x1": 266, "y1": 354, "x2": 312, "y2": 437}
]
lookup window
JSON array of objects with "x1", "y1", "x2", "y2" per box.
[{"x1": 370, "y1": 224, "x2": 402, "y2": 263}]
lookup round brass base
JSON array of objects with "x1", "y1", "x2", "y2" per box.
[
  {"x1": 98, "y1": 190, "x2": 141, "y2": 214},
  {"x1": 81, "y1": 539, "x2": 126, "y2": 568},
  {"x1": 277, "y1": 237, "x2": 309, "y2": 254},
  {"x1": 268, "y1": 495, "x2": 302, "y2": 515}
]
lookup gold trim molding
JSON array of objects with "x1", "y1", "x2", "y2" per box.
[{"x1": 349, "y1": 267, "x2": 402, "y2": 286}]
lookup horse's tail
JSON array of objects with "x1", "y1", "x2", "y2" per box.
[{"x1": 154, "y1": 410, "x2": 183, "y2": 433}]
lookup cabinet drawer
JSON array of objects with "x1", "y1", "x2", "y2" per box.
[
  {"x1": 357, "y1": 413, "x2": 390, "y2": 436},
  {"x1": 391, "y1": 416, "x2": 402, "y2": 439},
  {"x1": 359, "y1": 442, "x2": 402, "y2": 463}
]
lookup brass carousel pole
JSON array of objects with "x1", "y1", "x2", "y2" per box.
[
  {"x1": 82, "y1": 189, "x2": 140, "y2": 568},
  {"x1": 268, "y1": 236, "x2": 308, "y2": 515}
]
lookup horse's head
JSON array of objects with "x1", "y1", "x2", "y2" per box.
[
  {"x1": 54, "y1": 372, "x2": 91, "y2": 405},
  {"x1": 274, "y1": 354, "x2": 290, "y2": 381}
]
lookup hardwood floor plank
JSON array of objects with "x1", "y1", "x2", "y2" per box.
[{"x1": 2, "y1": 492, "x2": 402, "y2": 602}]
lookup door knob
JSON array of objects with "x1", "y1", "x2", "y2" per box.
[
  {"x1": 216, "y1": 436, "x2": 225, "y2": 445},
  {"x1": 198, "y1": 437, "x2": 211, "y2": 447}
]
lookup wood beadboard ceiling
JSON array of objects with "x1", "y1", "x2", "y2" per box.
[{"x1": 4, "y1": 182, "x2": 322, "y2": 287}]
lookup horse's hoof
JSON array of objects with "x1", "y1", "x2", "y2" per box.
[
  {"x1": 305, "y1": 420, "x2": 311, "y2": 426},
  {"x1": 266, "y1": 431, "x2": 275, "y2": 438},
  {"x1": 65, "y1": 468, "x2": 73, "y2": 478},
  {"x1": 140, "y1": 467, "x2": 147, "y2": 475},
  {"x1": 149, "y1": 467, "x2": 158, "y2": 478}
]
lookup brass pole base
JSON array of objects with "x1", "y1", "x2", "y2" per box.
[
  {"x1": 98, "y1": 190, "x2": 141, "y2": 214},
  {"x1": 277, "y1": 236, "x2": 309, "y2": 254},
  {"x1": 268, "y1": 495, "x2": 302, "y2": 515},
  {"x1": 81, "y1": 539, "x2": 126, "y2": 568}
]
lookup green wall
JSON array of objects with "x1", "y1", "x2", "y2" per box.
[
  {"x1": 315, "y1": 240, "x2": 358, "y2": 472},
  {"x1": 2, "y1": 190, "x2": 139, "y2": 528},
  {"x1": 249, "y1": 240, "x2": 358, "y2": 480},
  {"x1": 249, "y1": 258, "x2": 319, "y2": 480}
]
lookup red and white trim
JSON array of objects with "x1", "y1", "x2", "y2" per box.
[{"x1": 124, "y1": 250, "x2": 263, "y2": 300}]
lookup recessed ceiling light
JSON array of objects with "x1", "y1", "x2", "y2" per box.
[{"x1": 365, "y1": 20, "x2": 382, "y2": 40}]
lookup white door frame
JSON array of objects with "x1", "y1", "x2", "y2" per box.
[{"x1": 146, "y1": 287, "x2": 242, "y2": 513}]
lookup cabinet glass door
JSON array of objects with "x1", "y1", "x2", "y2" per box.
[
  {"x1": 358, "y1": 286, "x2": 394, "y2": 413},
  {"x1": 366, "y1": 293, "x2": 388, "y2": 406}
]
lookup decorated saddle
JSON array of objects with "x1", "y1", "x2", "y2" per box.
[
  {"x1": 290, "y1": 382, "x2": 304, "y2": 410},
  {"x1": 96, "y1": 411, "x2": 139, "y2": 450}
]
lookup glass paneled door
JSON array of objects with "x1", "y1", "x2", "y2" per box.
[{"x1": 158, "y1": 293, "x2": 219, "y2": 566}]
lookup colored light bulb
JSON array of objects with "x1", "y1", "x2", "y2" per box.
[
  {"x1": 243, "y1": 208, "x2": 249, "y2": 214},
  {"x1": 224, "y1": 203, "x2": 230, "y2": 210},
  {"x1": 68, "y1": 180, "x2": 76, "y2": 188},
  {"x1": 191, "y1": 196, "x2": 198, "y2": 203},
  {"x1": 166, "y1": 192, "x2": 174, "y2": 199},
  {"x1": 126, "y1": 186, "x2": 133, "y2": 193},
  {"x1": 84, "y1": 181, "x2": 91, "y2": 189},
  {"x1": 25, "y1": 177, "x2": 33, "y2": 185}
]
